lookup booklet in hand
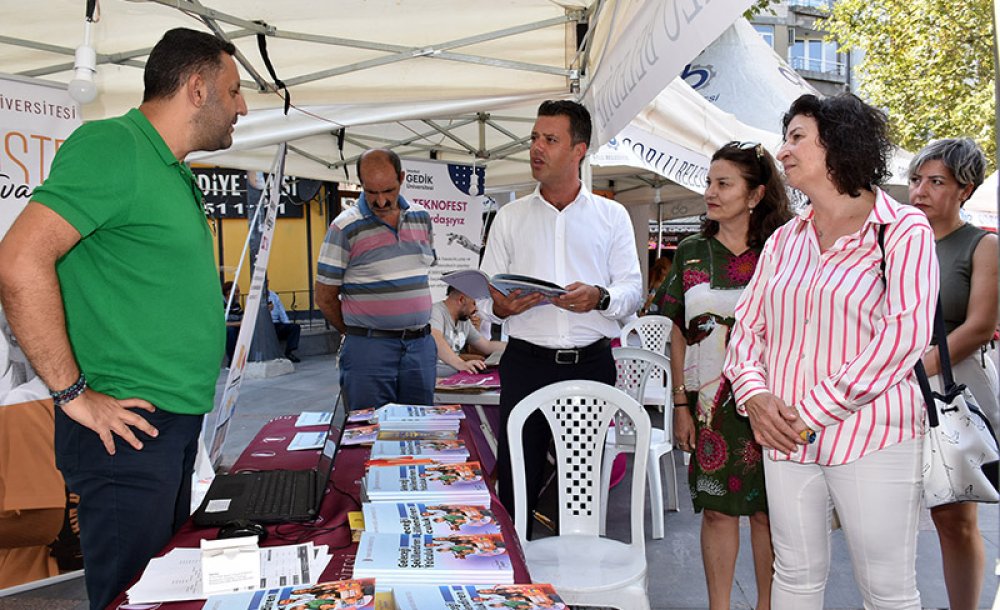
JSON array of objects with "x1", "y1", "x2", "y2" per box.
[{"x1": 442, "y1": 269, "x2": 567, "y2": 301}]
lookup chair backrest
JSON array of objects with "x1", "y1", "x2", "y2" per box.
[
  {"x1": 613, "y1": 347, "x2": 672, "y2": 406},
  {"x1": 620, "y1": 315, "x2": 672, "y2": 354},
  {"x1": 612, "y1": 347, "x2": 672, "y2": 447},
  {"x1": 507, "y1": 380, "x2": 651, "y2": 549}
]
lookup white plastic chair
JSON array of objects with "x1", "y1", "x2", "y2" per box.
[
  {"x1": 620, "y1": 315, "x2": 672, "y2": 411},
  {"x1": 508, "y1": 381, "x2": 651, "y2": 610},
  {"x1": 600, "y1": 347, "x2": 678, "y2": 540},
  {"x1": 620, "y1": 315, "x2": 672, "y2": 354}
]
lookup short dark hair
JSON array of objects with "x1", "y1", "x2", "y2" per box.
[
  {"x1": 356, "y1": 149, "x2": 403, "y2": 185},
  {"x1": 537, "y1": 100, "x2": 592, "y2": 148},
  {"x1": 781, "y1": 94, "x2": 893, "y2": 197},
  {"x1": 701, "y1": 142, "x2": 793, "y2": 248},
  {"x1": 143, "y1": 28, "x2": 237, "y2": 103}
]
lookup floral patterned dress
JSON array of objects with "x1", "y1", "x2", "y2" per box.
[{"x1": 652, "y1": 234, "x2": 767, "y2": 516}]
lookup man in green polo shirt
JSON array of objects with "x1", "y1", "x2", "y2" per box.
[{"x1": 0, "y1": 28, "x2": 246, "y2": 609}]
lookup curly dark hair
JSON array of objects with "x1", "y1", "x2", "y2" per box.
[
  {"x1": 781, "y1": 94, "x2": 893, "y2": 198},
  {"x1": 701, "y1": 142, "x2": 793, "y2": 248}
]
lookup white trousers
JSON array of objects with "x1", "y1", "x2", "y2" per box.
[{"x1": 764, "y1": 439, "x2": 922, "y2": 610}]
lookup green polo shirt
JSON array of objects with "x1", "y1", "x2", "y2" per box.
[{"x1": 31, "y1": 108, "x2": 223, "y2": 414}]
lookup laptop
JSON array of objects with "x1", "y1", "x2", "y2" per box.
[{"x1": 192, "y1": 415, "x2": 343, "y2": 527}]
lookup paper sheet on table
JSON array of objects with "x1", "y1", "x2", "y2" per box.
[
  {"x1": 127, "y1": 543, "x2": 333, "y2": 604},
  {"x1": 287, "y1": 431, "x2": 327, "y2": 451},
  {"x1": 295, "y1": 411, "x2": 333, "y2": 427}
]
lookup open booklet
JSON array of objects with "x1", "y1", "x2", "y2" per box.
[{"x1": 442, "y1": 269, "x2": 567, "y2": 301}]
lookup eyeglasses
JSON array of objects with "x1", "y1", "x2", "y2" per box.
[{"x1": 725, "y1": 140, "x2": 765, "y2": 159}]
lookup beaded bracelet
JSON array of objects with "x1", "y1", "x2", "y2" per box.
[{"x1": 50, "y1": 373, "x2": 87, "y2": 408}]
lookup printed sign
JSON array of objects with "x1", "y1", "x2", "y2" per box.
[{"x1": 399, "y1": 158, "x2": 486, "y2": 301}]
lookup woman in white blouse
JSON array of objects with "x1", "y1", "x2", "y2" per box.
[{"x1": 723, "y1": 94, "x2": 938, "y2": 610}]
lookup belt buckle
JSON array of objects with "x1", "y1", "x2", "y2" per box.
[{"x1": 554, "y1": 349, "x2": 579, "y2": 365}]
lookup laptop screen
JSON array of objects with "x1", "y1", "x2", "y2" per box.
[{"x1": 313, "y1": 391, "x2": 347, "y2": 501}]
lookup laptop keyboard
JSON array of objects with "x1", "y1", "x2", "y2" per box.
[{"x1": 246, "y1": 471, "x2": 308, "y2": 519}]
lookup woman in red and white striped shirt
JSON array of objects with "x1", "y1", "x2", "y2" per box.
[{"x1": 723, "y1": 94, "x2": 938, "y2": 610}]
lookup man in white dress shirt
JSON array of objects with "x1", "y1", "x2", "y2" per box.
[{"x1": 477, "y1": 100, "x2": 643, "y2": 527}]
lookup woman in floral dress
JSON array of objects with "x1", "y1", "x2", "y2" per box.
[{"x1": 652, "y1": 142, "x2": 791, "y2": 610}]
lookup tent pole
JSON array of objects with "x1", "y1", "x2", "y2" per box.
[{"x1": 656, "y1": 188, "x2": 663, "y2": 257}]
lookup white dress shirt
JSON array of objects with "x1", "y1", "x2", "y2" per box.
[{"x1": 478, "y1": 183, "x2": 643, "y2": 348}]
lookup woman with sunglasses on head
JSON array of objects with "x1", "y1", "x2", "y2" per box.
[
  {"x1": 651, "y1": 141, "x2": 791, "y2": 610},
  {"x1": 909, "y1": 137, "x2": 996, "y2": 610},
  {"x1": 724, "y1": 94, "x2": 938, "y2": 610}
]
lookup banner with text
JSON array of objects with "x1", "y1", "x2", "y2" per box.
[
  {"x1": 207, "y1": 144, "x2": 287, "y2": 468},
  {"x1": 1, "y1": 76, "x2": 81, "y2": 408},
  {"x1": 585, "y1": 0, "x2": 753, "y2": 146},
  {"x1": 400, "y1": 158, "x2": 486, "y2": 301},
  {"x1": 592, "y1": 123, "x2": 710, "y2": 195}
]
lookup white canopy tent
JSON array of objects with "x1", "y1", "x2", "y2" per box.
[
  {"x1": 0, "y1": 0, "x2": 754, "y2": 190},
  {"x1": 685, "y1": 19, "x2": 913, "y2": 196}
]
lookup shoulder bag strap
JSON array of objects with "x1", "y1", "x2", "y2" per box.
[{"x1": 876, "y1": 224, "x2": 954, "y2": 427}]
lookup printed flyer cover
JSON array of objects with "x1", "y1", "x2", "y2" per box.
[
  {"x1": 377, "y1": 404, "x2": 465, "y2": 421},
  {"x1": 370, "y1": 439, "x2": 469, "y2": 463},
  {"x1": 202, "y1": 578, "x2": 376, "y2": 610},
  {"x1": 364, "y1": 462, "x2": 488, "y2": 500},
  {"x1": 394, "y1": 583, "x2": 568, "y2": 610},
  {"x1": 341, "y1": 424, "x2": 379, "y2": 446},
  {"x1": 361, "y1": 502, "x2": 499, "y2": 536},
  {"x1": 353, "y1": 534, "x2": 513, "y2": 584}
]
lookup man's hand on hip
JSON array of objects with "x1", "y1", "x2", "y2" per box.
[
  {"x1": 62, "y1": 390, "x2": 158, "y2": 455},
  {"x1": 554, "y1": 282, "x2": 600, "y2": 313}
]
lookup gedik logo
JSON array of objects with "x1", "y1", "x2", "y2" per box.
[{"x1": 406, "y1": 173, "x2": 434, "y2": 186}]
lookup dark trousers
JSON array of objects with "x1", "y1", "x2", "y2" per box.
[
  {"x1": 273, "y1": 322, "x2": 301, "y2": 354},
  {"x1": 496, "y1": 338, "x2": 616, "y2": 534},
  {"x1": 339, "y1": 333, "x2": 436, "y2": 411},
  {"x1": 54, "y1": 407, "x2": 203, "y2": 610}
]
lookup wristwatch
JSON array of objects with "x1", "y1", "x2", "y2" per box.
[{"x1": 595, "y1": 285, "x2": 611, "y2": 311}]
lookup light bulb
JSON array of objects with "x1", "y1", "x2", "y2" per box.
[{"x1": 68, "y1": 45, "x2": 98, "y2": 104}]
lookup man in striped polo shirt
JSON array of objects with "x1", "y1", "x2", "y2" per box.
[{"x1": 316, "y1": 149, "x2": 437, "y2": 411}]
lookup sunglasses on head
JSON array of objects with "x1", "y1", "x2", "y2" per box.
[{"x1": 725, "y1": 140, "x2": 765, "y2": 159}]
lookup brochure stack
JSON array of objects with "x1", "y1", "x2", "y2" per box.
[
  {"x1": 353, "y1": 533, "x2": 513, "y2": 586},
  {"x1": 370, "y1": 439, "x2": 470, "y2": 464},
  {"x1": 364, "y1": 462, "x2": 490, "y2": 504},
  {"x1": 393, "y1": 583, "x2": 569, "y2": 610},
  {"x1": 375, "y1": 404, "x2": 465, "y2": 433}
]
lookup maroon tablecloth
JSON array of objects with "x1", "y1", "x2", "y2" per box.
[{"x1": 110, "y1": 413, "x2": 529, "y2": 609}]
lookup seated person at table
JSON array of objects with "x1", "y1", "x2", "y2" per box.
[
  {"x1": 430, "y1": 286, "x2": 506, "y2": 377},
  {"x1": 267, "y1": 290, "x2": 302, "y2": 362}
]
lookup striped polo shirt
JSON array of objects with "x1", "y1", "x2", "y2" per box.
[{"x1": 316, "y1": 194, "x2": 435, "y2": 330}]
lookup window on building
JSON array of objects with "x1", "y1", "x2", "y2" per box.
[
  {"x1": 753, "y1": 24, "x2": 774, "y2": 48},
  {"x1": 789, "y1": 0, "x2": 831, "y2": 8},
  {"x1": 789, "y1": 38, "x2": 845, "y2": 75}
]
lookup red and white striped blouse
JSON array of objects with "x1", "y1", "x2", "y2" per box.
[{"x1": 724, "y1": 188, "x2": 938, "y2": 465}]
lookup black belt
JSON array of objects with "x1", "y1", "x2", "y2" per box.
[
  {"x1": 508, "y1": 337, "x2": 612, "y2": 365},
  {"x1": 344, "y1": 324, "x2": 431, "y2": 339}
]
